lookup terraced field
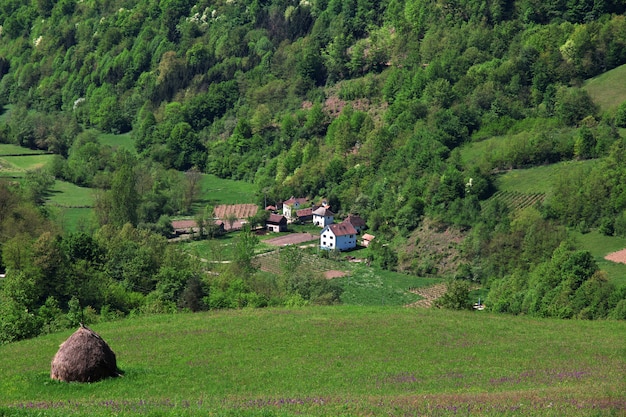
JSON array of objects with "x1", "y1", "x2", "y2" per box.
[{"x1": 483, "y1": 190, "x2": 545, "y2": 212}]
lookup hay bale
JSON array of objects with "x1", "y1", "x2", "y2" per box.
[{"x1": 51, "y1": 325, "x2": 120, "y2": 382}]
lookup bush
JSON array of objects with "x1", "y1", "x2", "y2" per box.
[{"x1": 435, "y1": 280, "x2": 473, "y2": 310}]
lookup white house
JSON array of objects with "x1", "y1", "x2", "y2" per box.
[
  {"x1": 320, "y1": 223, "x2": 358, "y2": 251},
  {"x1": 282, "y1": 196, "x2": 308, "y2": 221},
  {"x1": 312, "y1": 206, "x2": 334, "y2": 227}
]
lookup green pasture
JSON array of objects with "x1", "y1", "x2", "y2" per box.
[
  {"x1": 0, "y1": 154, "x2": 54, "y2": 176},
  {"x1": 584, "y1": 62, "x2": 626, "y2": 111},
  {"x1": 46, "y1": 180, "x2": 95, "y2": 207},
  {"x1": 49, "y1": 207, "x2": 96, "y2": 233},
  {"x1": 571, "y1": 229, "x2": 626, "y2": 287},
  {"x1": 0, "y1": 144, "x2": 47, "y2": 156},
  {"x1": 97, "y1": 131, "x2": 135, "y2": 152},
  {"x1": 336, "y1": 263, "x2": 441, "y2": 306},
  {"x1": 0, "y1": 307, "x2": 624, "y2": 416},
  {"x1": 494, "y1": 159, "x2": 598, "y2": 196},
  {"x1": 197, "y1": 174, "x2": 257, "y2": 206}
]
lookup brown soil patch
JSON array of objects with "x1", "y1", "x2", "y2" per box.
[
  {"x1": 399, "y1": 218, "x2": 467, "y2": 277},
  {"x1": 324, "y1": 270, "x2": 349, "y2": 279},
  {"x1": 213, "y1": 204, "x2": 259, "y2": 220},
  {"x1": 405, "y1": 283, "x2": 448, "y2": 308},
  {"x1": 264, "y1": 233, "x2": 318, "y2": 246},
  {"x1": 604, "y1": 248, "x2": 626, "y2": 264}
]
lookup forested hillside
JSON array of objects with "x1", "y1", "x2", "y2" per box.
[{"x1": 2, "y1": 0, "x2": 626, "y2": 343}]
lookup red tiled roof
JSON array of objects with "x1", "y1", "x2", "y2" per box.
[
  {"x1": 296, "y1": 207, "x2": 313, "y2": 217},
  {"x1": 326, "y1": 222, "x2": 357, "y2": 237},
  {"x1": 172, "y1": 220, "x2": 197, "y2": 230},
  {"x1": 344, "y1": 214, "x2": 366, "y2": 228},
  {"x1": 283, "y1": 196, "x2": 308, "y2": 206},
  {"x1": 267, "y1": 214, "x2": 287, "y2": 224}
]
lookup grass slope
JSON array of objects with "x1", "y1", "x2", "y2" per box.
[
  {"x1": 494, "y1": 160, "x2": 598, "y2": 196},
  {"x1": 197, "y1": 174, "x2": 257, "y2": 207},
  {"x1": 572, "y1": 229, "x2": 626, "y2": 287},
  {"x1": 0, "y1": 307, "x2": 624, "y2": 416},
  {"x1": 584, "y1": 63, "x2": 626, "y2": 111}
]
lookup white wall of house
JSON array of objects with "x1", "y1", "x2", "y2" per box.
[
  {"x1": 313, "y1": 213, "x2": 334, "y2": 227},
  {"x1": 320, "y1": 228, "x2": 356, "y2": 251}
]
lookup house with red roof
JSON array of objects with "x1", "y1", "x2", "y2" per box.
[
  {"x1": 320, "y1": 222, "x2": 358, "y2": 251},
  {"x1": 342, "y1": 214, "x2": 366, "y2": 233},
  {"x1": 266, "y1": 214, "x2": 288, "y2": 232},
  {"x1": 282, "y1": 196, "x2": 308, "y2": 221}
]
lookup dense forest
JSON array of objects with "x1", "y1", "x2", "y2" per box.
[{"x1": 2, "y1": 0, "x2": 626, "y2": 343}]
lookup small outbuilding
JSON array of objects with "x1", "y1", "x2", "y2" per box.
[
  {"x1": 361, "y1": 233, "x2": 375, "y2": 247},
  {"x1": 266, "y1": 213, "x2": 288, "y2": 232},
  {"x1": 51, "y1": 325, "x2": 120, "y2": 383}
]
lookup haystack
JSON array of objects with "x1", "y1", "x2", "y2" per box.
[{"x1": 51, "y1": 324, "x2": 120, "y2": 382}]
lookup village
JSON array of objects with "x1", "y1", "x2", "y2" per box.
[{"x1": 170, "y1": 196, "x2": 375, "y2": 252}]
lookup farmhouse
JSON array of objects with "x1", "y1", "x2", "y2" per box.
[
  {"x1": 342, "y1": 214, "x2": 366, "y2": 232},
  {"x1": 266, "y1": 214, "x2": 287, "y2": 232},
  {"x1": 282, "y1": 196, "x2": 308, "y2": 221},
  {"x1": 320, "y1": 222, "x2": 358, "y2": 251},
  {"x1": 313, "y1": 206, "x2": 334, "y2": 227}
]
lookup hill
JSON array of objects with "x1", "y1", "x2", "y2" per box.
[
  {"x1": 1, "y1": 0, "x2": 626, "y2": 346},
  {"x1": 0, "y1": 307, "x2": 624, "y2": 416}
]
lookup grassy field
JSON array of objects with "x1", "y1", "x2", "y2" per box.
[
  {"x1": 97, "y1": 131, "x2": 135, "y2": 152},
  {"x1": 583, "y1": 63, "x2": 626, "y2": 111},
  {"x1": 0, "y1": 154, "x2": 55, "y2": 177},
  {"x1": 335, "y1": 264, "x2": 441, "y2": 306},
  {"x1": 196, "y1": 174, "x2": 257, "y2": 207},
  {"x1": 572, "y1": 229, "x2": 626, "y2": 287},
  {"x1": 49, "y1": 207, "x2": 96, "y2": 233},
  {"x1": 0, "y1": 144, "x2": 48, "y2": 156},
  {"x1": 0, "y1": 307, "x2": 624, "y2": 416},
  {"x1": 46, "y1": 180, "x2": 95, "y2": 207},
  {"x1": 494, "y1": 159, "x2": 598, "y2": 196}
]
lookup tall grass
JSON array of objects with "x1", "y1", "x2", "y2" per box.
[{"x1": 0, "y1": 307, "x2": 624, "y2": 416}]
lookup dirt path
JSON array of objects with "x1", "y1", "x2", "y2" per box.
[
  {"x1": 604, "y1": 248, "x2": 626, "y2": 264},
  {"x1": 404, "y1": 283, "x2": 448, "y2": 308}
]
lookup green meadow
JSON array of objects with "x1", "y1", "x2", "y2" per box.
[
  {"x1": 0, "y1": 154, "x2": 54, "y2": 177},
  {"x1": 0, "y1": 144, "x2": 48, "y2": 156},
  {"x1": 197, "y1": 174, "x2": 257, "y2": 207},
  {"x1": 572, "y1": 229, "x2": 626, "y2": 287},
  {"x1": 583, "y1": 63, "x2": 626, "y2": 112},
  {"x1": 96, "y1": 131, "x2": 135, "y2": 152},
  {"x1": 0, "y1": 307, "x2": 624, "y2": 416},
  {"x1": 494, "y1": 159, "x2": 598, "y2": 196},
  {"x1": 47, "y1": 180, "x2": 95, "y2": 207}
]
